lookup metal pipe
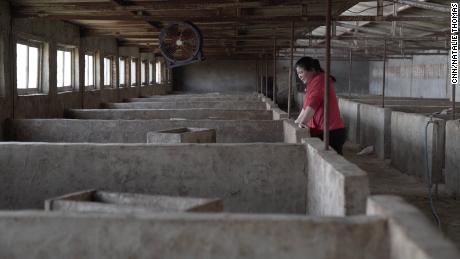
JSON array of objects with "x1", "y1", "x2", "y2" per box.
[
  {"x1": 453, "y1": 84, "x2": 457, "y2": 120},
  {"x1": 348, "y1": 48, "x2": 352, "y2": 97},
  {"x1": 265, "y1": 54, "x2": 268, "y2": 96},
  {"x1": 382, "y1": 39, "x2": 387, "y2": 108},
  {"x1": 324, "y1": 0, "x2": 331, "y2": 150},
  {"x1": 255, "y1": 60, "x2": 259, "y2": 93},
  {"x1": 259, "y1": 57, "x2": 264, "y2": 94},
  {"x1": 273, "y1": 38, "x2": 277, "y2": 104},
  {"x1": 287, "y1": 21, "x2": 294, "y2": 118}
]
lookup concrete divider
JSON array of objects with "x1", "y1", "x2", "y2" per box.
[
  {"x1": 0, "y1": 143, "x2": 307, "y2": 212},
  {"x1": 45, "y1": 189, "x2": 224, "y2": 213},
  {"x1": 446, "y1": 120, "x2": 460, "y2": 197},
  {"x1": 338, "y1": 98, "x2": 360, "y2": 143},
  {"x1": 128, "y1": 96, "x2": 259, "y2": 102},
  {"x1": 303, "y1": 138, "x2": 370, "y2": 216},
  {"x1": 65, "y1": 109, "x2": 273, "y2": 120},
  {"x1": 367, "y1": 195, "x2": 460, "y2": 259},
  {"x1": 0, "y1": 140, "x2": 371, "y2": 217},
  {"x1": 6, "y1": 119, "x2": 284, "y2": 143},
  {"x1": 0, "y1": 212, "x2": 388, "y2": 259},
  {"x1": 283, "y1": 120, "x2": 310, "y2": 143},
  {"x1": 359, "y1": 103, "x2": 392, "y2": 159},
  {"x1": 104, "y1": 101, "x2": 267, "y2": 110},
  {"x1": 390, "y1": 112, "x2": 445, "y2": 183},
  {"x1": 272, "y1": 108, "x2": 288, "y2": 120}
]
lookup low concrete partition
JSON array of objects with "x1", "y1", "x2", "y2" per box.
[
  {"x1": 385, "y1": 105, "x2": 460, "y2": 115},
  {"x1": 6, "y1": 119, "x2": 284, "y2": 143},
  {"x1": 104, "y1": 101, "x2": 267, "y2": 110},
  {"x1": 147, "y1": 127, "x2": 216, "y2": 143},
  {"x1": 129, "y1": 96, "x2": 259, "y2": 102},
  {"x1": 338, "y1": 98, "x2": 360, "y2": 143},
  {"x1": 0, "y1": 143, "x2": 307, "y2": 212},
  {"x1": 0, "y1": 212, "x2": 388, "y2": 259},
  {"x1": 283, "y1": 120, "x2": 310, "y2": 143},
  {"x1": 390, "y1": 112, "x2": 445, "y2": 182},
  {"x1": 367, "y1": 195, "x2": 460, "y2": 259},
  {"x1": 303, "y1": 138, "x2": 369, "y2": 216},
  {"x1": 446, "y1": 120, "x2": 460, "y2": 197},
  {"x1": 0, "y1": 141, "x2": 368, "y2": 216},
  {"x1": 65, "y1": 108, "x2": 273, "y2": 120},
  {"x1": 46, "y1": 189, "x2": 223, "y2": 213},
  {"x1": 272, "y1": 107, "x2": 288, "y2": 120},
  {"x1": 359, "y1": 103, "x2": 392, "y2": 159}
]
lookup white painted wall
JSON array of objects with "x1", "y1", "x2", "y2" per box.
[{"x1": 369, "y1": 55, "x2": 456, "y2": 100}]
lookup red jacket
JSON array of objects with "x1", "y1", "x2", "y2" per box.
[{"x1": 303, "y1": 72, "x2": 345, "y2": 132}]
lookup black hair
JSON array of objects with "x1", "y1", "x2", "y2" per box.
[
  {"x1": 295, "y1": 56, "x2": 336, "y2": 82},
  {"x1": 295, "y1": 56, "x2": 323, "y2": 73}
]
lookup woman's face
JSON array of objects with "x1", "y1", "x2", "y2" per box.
[{"x1": 296, "y1": 66, "x2": 315, "y2": 84}]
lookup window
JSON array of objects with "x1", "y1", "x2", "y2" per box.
[
  {"x1": 131, "y1": 58, "x2": 137, "y2": 86},
  {"x1": 16, "y1": 42, "x2": 41, "y2": 93},
  {"x1": 119, "y1": 57, "x2": 125, "y2": 87},
  {"x1": 84, "y1": 53, "x2": 95, "y2": 88},
  {"x1": 104, "y1": 57, "x2": 112, "y2": 87},
  {"x1": 156, "y1": 61, "x2": 162, "y2": 84},
  {"x1": 57, "y1": 49, "x2": 73, "y2": 90},
  {"x1": 149, "y1": 62, "x2": 154, "y2": 84},
  {"x1": 141, "y1": 60, "x2": 147, "y2": 86}
]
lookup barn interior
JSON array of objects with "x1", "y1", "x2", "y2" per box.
[{"x1": 0, "y1": 0, "x2": 459, "y2": 258}]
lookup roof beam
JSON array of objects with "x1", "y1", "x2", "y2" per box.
[{"x1": 15, "y1": 13, "x2": 449, "y2": 22}]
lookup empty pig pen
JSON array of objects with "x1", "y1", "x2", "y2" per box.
[
  {"x1": 0, "y1": 138, "x2": 368, "y2": 216},
  {"x1": 0, "y1": 196, "x2": 458, "y2": 259}
]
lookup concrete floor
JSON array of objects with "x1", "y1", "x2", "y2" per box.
[{"x1": 343, "y1": 142, "x2": 460, "y2": 248}]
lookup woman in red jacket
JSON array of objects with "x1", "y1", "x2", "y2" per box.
[{"x1": 294, "y1": 56, "x2": 346, "y2": 155}]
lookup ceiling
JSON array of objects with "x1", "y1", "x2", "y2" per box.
[{"x1": 8, "y1": 0, "x2": 452, "y2": 60}]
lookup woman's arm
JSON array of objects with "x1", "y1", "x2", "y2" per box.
[
  {"x1": 294, "y1": 109, "x2": 305, "y2": 124},
  {"x1": 298, "y1": 106, "x2": 315, "y2": 127}
]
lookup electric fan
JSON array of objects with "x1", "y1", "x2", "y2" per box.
[{"x1": 159, "y1": 21, "x2": 204, "y2": 68}]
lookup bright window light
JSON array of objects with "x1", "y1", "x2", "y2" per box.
[
  {"x1": 149, "y1": 62, "x2": 154, "y2": 84},
  {"x1": 84, "y1": 54, "x2": 94, "y2": 87},
  {"x1": 16, "y1": 43, "x2": 40, "y2": 90},
  {"x1": 119, "y1": 57, "x2": 125, "y2": 86},
  {"x1": 131, "y1": 59, "x2": 136, "y2": 86},
  {"x1": 57, "y1": 49, "x2": 72, "y2": 88},
  {"x1": 104, "y1": 57, "x2": 112, "y2": 86},
  {"x1": 156, "y1": 61, "x2": 162, "y2": 84},
  {"x1": 141, "y1": 61, "x2": 146, "y2": 85}
]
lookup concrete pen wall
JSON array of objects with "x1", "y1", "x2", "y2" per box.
[
  {"x1": 0, "y1": 143, "x2": 307, "y2": 213},
  {"x1": 6, "y1": 119, "x2": 285, "y2": 143}
]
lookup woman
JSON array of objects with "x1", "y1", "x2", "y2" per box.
[{"x1": 294, "y1": 56, "x2": 346, "y2": 155}]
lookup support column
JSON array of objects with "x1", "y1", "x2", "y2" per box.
[
  {"x1": 287, "y1": 21, "x2": 294, "y2": 118},
  {"x1": 382, "y1": 40, "x2": 387, "y2": 108},
  {"x1": 324, "y1": 0, "x2": 332, "y2": 150},
  {"x1": 453, "y1": 84, "x2": 456, "y2": 120},
  {"x1": 273, "y1": 38, "x2": 277, "y2": 104},
  {"x1": 265, "y1": 53, "x2": 268, "y2": 97},
  {"x1": 348, "y1": 48, "x2": 352, "y2": 96}
]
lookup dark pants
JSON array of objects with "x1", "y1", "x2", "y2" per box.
[{"x1": 309, "y1": 128, "x2": 347, "y2": 155}]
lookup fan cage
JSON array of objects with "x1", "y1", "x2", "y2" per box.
[{"x1": 159, "y1": 22, "x2": 203, "y2": 65}]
